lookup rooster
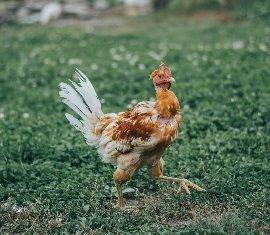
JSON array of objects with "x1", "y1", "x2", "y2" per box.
[{"x1": 59, "y1": 63, "x2": 205, "y2": 208}]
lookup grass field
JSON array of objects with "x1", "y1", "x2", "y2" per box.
[{"x1": 0, "y1": 13, "x2": 270, "y2": 234}]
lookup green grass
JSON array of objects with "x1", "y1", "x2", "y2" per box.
[{"x1": 0, "y1": 15, "x2": 270, "y2": 234}]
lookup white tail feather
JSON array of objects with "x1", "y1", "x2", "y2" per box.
[
  {"x1": 62, "y1": 99, "x2": 86, "y2": 119},
  {"x1": 65, "y1": 113, "x2": 83, "y2": 132},
  {"x1": 73, "y1": 69, "x2": 103, "y2": 117},
  {"x1": 59, "y1": 69, "x2": 103, "y2": 146},
  {"x1": 60, "y1": 85, "x2": 88, "y2": 119}
]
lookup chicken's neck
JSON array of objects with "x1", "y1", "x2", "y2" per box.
[{"x1": 155, "y1": 89, "x2": 180, "y2": 118}]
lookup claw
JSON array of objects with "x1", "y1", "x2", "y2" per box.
[
  {"x1": 155, "y1": 176, "x2": 206, "y2": 194},
  {"x1": 185, "y1": 179, "x2": 206, "y2": 192},
  {"x1": 181, "y1": 181, "x2": 191, "y2": 194}
]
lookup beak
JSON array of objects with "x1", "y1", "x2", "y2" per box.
[{"x1": 169, "y1": 77, "x2": 175, "y2": 83}]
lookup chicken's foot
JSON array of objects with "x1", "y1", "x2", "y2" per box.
[
  {"x1": 114, "y1": 183, "x2": 139, "y2": 210},
  {"x1": 154, "y1": 176, "x2": 206, "y2": 194}
]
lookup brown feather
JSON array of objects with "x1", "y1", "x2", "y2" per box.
[
  {"x1": 111, "y1": 109, "x2": 157, "y2": 142},
  {"x1": 156, "y1": 89, "x2": 180, "y2": 118}
]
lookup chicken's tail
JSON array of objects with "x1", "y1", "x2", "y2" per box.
[{"x1": 59, "y1": 69, "x2": 103, "y2": 146}]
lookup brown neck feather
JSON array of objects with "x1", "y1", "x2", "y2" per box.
[{"x1": 155, "y1": 89, "x2": 180, "y2": 118}]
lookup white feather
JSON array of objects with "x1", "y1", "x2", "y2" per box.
[
  {"x1": 59, "y1": 69, "x2": 104, "y2": 146},
  {"x1": 62, "y1": 99, "x2": 86, "y2": 120},
  {"x1": 99, "y1": 135, "x2": 112, "y2": 146},
  {"x1": 59, "y1": 83, "x2": 91, "y2": 118},
  {"x1": 73, "y1": 69, "x2": 103, "y2": 117},
  {"x1": 65, "y1": 113, "x2": 83, "y2": 132}
]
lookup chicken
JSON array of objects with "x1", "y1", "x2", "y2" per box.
[{"x1": 59, "y1": 63, "x2": 205, "y2": 208}]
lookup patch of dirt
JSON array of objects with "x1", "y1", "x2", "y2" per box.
[
  {"x1": 190, "y1": 10, "x2": 232, "y2": 23},
  {"x1": 161, "y1": 200, "x2": 235, "y2": 225},
  {"x1": 0, "y1": 210, "x2": 34, "y2": 223},
  {"x1": 0, "y1": 209, "x2": 66, "y2": 230},
  {"x1": 258, "y1": 226, "x2": 270, "y2": 234}
]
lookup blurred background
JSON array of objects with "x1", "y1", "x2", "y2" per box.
[{"x1": 0, "y1": 0, "x2": 270, "y2": 26}]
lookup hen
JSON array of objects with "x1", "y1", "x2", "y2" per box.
[{"x1": 59, "y1": 63, "x2": 205, "y2": 207}]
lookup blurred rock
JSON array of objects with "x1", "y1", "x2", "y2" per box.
[
  {"x1": 18, "y1": 13, "x2": 41, "y2": 24},
  {"x1": 122, "y1": 187, "x2": 136, "y2": 194},
  {"x1": 123, "y1": 0, "x2": 151, "y2": 16},
  {"x1": 93, "y1": 0, "x2": 109, "y2": 10},
  {"x1": 40, "y1": 2, "x2": 63, "y2": 24},
  {"x1": 17, "y1": 7, "x2": 31, "y2": 18},
  {"x1": 23, "y1": 0, "x2": 48, "y2": 12},
  {"x1": 63, "y1": 0, "x2": 91, "y2": 19}
]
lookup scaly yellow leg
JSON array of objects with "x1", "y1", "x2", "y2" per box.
[
  {"x1": 154, "y1": 176, "x2": 206, "y2": 194},
  {"x1": 115, "y1": 182, "x2": 124, "y2": 208}
]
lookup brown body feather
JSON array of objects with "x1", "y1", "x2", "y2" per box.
[
  {"x1": 112, "y1": 111, "x2": 156, "y2": 142},
  {"x1": 95, "y1": 87, "x2": 181, "y2": 168}
]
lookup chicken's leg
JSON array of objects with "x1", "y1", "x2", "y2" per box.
[
  {"x1": 149, "y1": 158, "x2": 205, "y2": 193},
  {"x1": 113, "y1": 168, "x2": 134, "y2": 208},
  {"x1": 115, "y1": 182, "x2": 124, "y2": 207}
]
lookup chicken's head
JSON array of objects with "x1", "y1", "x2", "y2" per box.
[{"x1": 150, "y1": 63, "x2": 175, "y2": 90}]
